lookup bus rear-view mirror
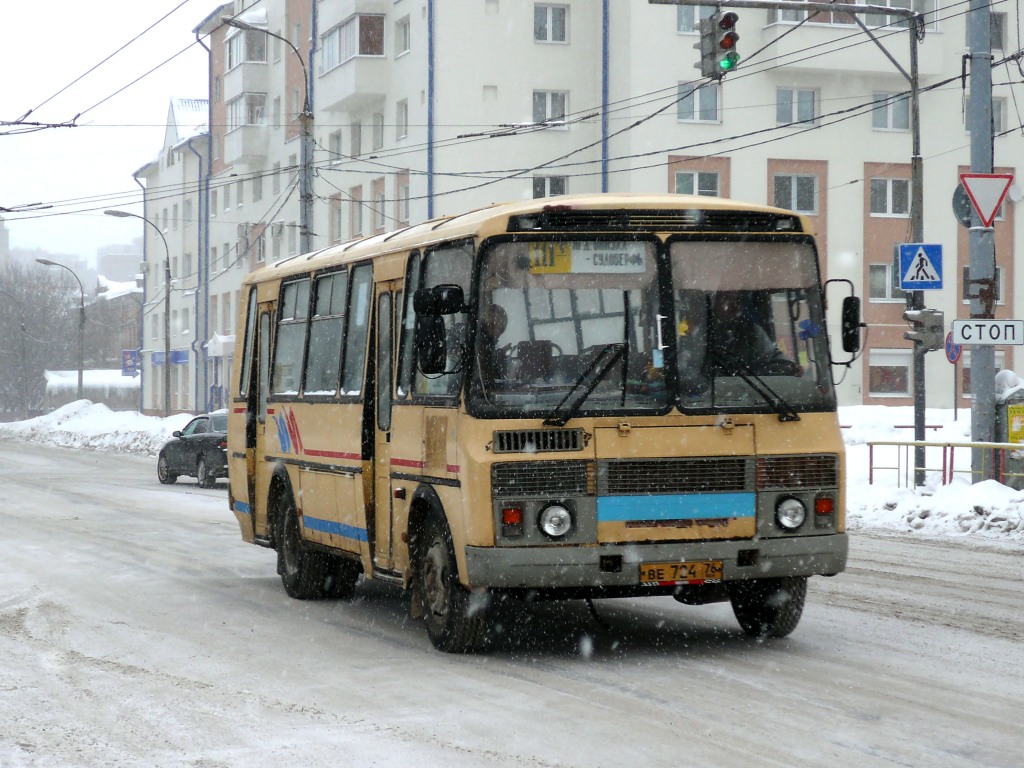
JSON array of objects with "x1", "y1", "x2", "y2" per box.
[
  {"x1": 416, "y1": 314, "x2": 448, "y2": 374},
  {"x1": 841, "y1": 296, "x2": 862, "y2": 353}
]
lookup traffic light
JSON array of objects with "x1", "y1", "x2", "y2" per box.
[
  {"x1": 716, "y1": 12, "x2": 740, "y2": 75},
  {"x1": 694, "y1": 10, "x2": 740, "y2": 80},
  {"x1": 903, "y1": 308, "x2": 945, "y2": 352}
]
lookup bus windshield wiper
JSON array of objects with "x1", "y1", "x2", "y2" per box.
[
  {"x1": 543, "y1": 342, "x2": 626, "y2": 427},
  {"x1": 724, "y1": 362, "x2": 800, "y2": 422}
]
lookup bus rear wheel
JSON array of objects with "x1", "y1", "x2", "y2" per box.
[
  {"x1": 415, "y1": 512, "x2": 489, "y2": 653},
  {"x1": 276, "y1": 495, "x2": 327, "y2": 600},
  {"x1": 728, "y1": 576, "x2": 807, "y2": 639}
]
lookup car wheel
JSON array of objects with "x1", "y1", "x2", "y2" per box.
[
  {"x1": 728, "y1": 576, "x2": 807, "y2": 639},
  {"x1": 197, "y1": 456, "x2": 214, "y2": 488},
  {"x1": 414, "y1": 511, "x2": 489, "y2": 652},
  {"x1": 157, "y1": 453, "x2": 177, "y2": 484},
  {"x1": 275, "y1": 493, "x2": 327, "y2": 600}
]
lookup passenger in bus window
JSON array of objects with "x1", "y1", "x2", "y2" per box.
[
  {"x1": 704, "y1": 291, "x2": 800, "y2": 376},
  {"x1": 478, "y1": 304, "x2": 509, "y2": 381}
]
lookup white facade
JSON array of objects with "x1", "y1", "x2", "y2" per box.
[{"x1": 134, "y1": 0, "x2": 1022, "y2": 413}]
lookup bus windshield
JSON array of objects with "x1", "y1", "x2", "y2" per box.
[
  {"x1": 470, "y1": 239, "x2": 668, "y2": 418},
  {"x1": 670, "y1": 239, "x2": 834, "y2": 413}
]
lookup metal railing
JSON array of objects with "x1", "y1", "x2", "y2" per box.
[{"x1": 866, "y1": 439, "x2": 1024, "y2": 487}]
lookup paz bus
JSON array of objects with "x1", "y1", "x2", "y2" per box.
[{"x1": 227, "y1": 193, "x2": 860, "y2": 652}]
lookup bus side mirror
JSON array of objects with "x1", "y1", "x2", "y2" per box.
[
  {"x1": 414, "y1": 285, "x2": 464, "y2": 316},
  {"x1": 416, "y1": 314, "x2": 447, "y2": 374},
  {"x1": 841, "y1": 296, "x2": 862, "y2": 353}
]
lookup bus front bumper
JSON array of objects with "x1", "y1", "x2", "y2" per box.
[{"x1": 463, "y1": 533, "x2": 848, "y2": 591}]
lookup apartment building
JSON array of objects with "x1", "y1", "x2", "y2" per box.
[{"x1": 132, "y1": 0, "x2": 1022, "y2": 413}]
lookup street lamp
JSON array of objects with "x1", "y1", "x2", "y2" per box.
[
  {"x1": 35, "y1": 258, "x2": 84, "y2": 401},
  {"x1": 222, "y1": 15, "x2": 314, "y2": 254},
  {"x1": 105, "y1": 209, "x2": 172, "y2": 416}
]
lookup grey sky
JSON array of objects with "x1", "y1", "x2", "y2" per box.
[{"x1": 0, "y1": 1, "x2": 211, "y2": 261}]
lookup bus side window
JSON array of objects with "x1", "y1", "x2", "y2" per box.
[
  {"x1": 342, "y1": 265, "x2": 373, "y2": 396},
  {"x1": 396, "y1": 252, "x2": 421, "y2": 399},
  {"x1": 271, "y1": 278, "x2": 311, "y2": 395}
]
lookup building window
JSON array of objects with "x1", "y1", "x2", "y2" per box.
[
  {"x1": 287, "y1": 221, "x2": 298, "y2": 255},
  {"x1": 534, "y1": 4, "x2": 568, "y2": 42},
  {"x1": 397, "y1": 173, "x2": 410, "y2": 225},
  {"x1": 869, "y1": 350, "x2": 911, "y2": 397},
  {"x1": 966, "y1": 96, "x2": 1006, "y2": 134},
  {"x1": 183, "y1": 199, "x2": 192, "y2": 224},
  {"x1": 773, "y1": 174, "x2": 817, "y2": 213},
  {"x1": 868, "y1": 262, "x2": 907, "y2": 302},
  {"x1": 350, "y1": 121, "x2": 362, "y2": 157},
  {"x1": 321, "y1": 15, "x2": 385, "y2": 73},
  {"x1": 226, "y1": 93, "x2": 266, "y2": 131},
  {"x1": 171, "y1": 203, "x2": 179, "y2": 230},
  {"x1": 675, "y1": 171, "x2": 719, "y2": 196},
  {"x1": 252, "y1": 174, "x2": 263, "y2": 202},
  {"x1": 184, "y1": 254, "x2": 192, "y2": 278},
  {"x1": 961, "y1": 352, "x2": 1006, "y2": 396},
  {"x1": 211, "y1": 246, "x2": 218, "y2": 272},
  {"x1": 870, "y1": 178, "x2": 910, "y2": 216},
  {"x1": 962, "y1": 266, "x2": 1004, "y2": 304},
  {"x1": 225, "y1": 28, "x2": 267, "y2": 71},
  {"x1": 373, "y1": 181, "x2": 386, "y2": 232},
  {"x1": 256, "y1": 233, "x2": 266, "y2": 263},
  {"x1": 776, "y1": 88, "x2": 816, "y2": 125},
  {"x1": 329, "y1": 130, "x2": 344, "y2": 162},
  {"x1": 272, "y1": 161, "x2": 281, "y2": 195},
  {"x1": 867, "y1": 0, "x2": 936, "y2": 28},
  {"x1": 350, "y1": 186, "x2": 364, "y2": 237},
  {"x1": 396, "y1": 16, "x2": 411, "y2": 56},
  {"x1": 330, "y1": 196, "x2": 343, "y2": 243},
  {"x1": 372, "y1": 112, "x2": 384, "y2": 149},
  {"x1": 532, "y1": 90, "x2": 568, "y2": 126},
  {"x1": 872, "y1": 93, "x2": 910, "y2": 131},
  {"x1": 533, "y1": 176, "x2": 567, "y2": 198},
  {"x1": 272, "y1": 97, "x2": 281, "y2": 131},
  {"x1": 677, "y1": 5, "x2": 715, "y2": 32},
  {"x1": 677, "y1": 83, "x2": 719, "y2": 122},
  {"x1": 396, "y1": 100, "x2": 408, "y2": 139}
]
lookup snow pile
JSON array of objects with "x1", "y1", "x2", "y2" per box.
[
  {"x1": 0, "y1": 400, "x2": 191, "y2": 455},
  {"x1": 1, "y1": 400, "x2": 1023, "y2": 543}
]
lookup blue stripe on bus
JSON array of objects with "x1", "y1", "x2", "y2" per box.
[
  {"x1": 301, "y1": 515, "x2": 369, "y2": 543},
  {"x1": 233, "y1": 500, "x2": 251, "y2": 516},
  {"x1": 597, "y1": 492, "x2": 756, "y2": 522}
]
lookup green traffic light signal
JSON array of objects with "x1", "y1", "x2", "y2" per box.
[{"x1": 716, "y1": 12, "x2": 740, "y2": 75}]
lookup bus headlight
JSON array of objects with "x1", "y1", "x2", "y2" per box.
[
  {"x1": 538, "y1": 504, "x2": 573, "y2": 538},
  {"x1": 775, "y1": 497, "x2": 806, "y2": 531}
]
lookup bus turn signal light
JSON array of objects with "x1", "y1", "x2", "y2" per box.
[{"x1": 502, "y1": 507, "x2": 524, "y2": 537}]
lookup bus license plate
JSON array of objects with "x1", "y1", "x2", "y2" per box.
[{"x1": 639, "y1": 560, "x2": 723, "y2": 585}]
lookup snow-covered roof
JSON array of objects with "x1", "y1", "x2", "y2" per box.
[
  {"x1": 169, "y1": 97, "x2": 209, "y2": 146},
  {"x1": 45, "y1": 370, "x2": 140, "y2": 392},
  {"x1": 96, "y1": 276, "x2": 143, "y2": 301}
]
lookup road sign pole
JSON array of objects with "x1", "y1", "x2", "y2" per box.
[{"x1": 967, "y1": 0, "x2": 996, "y2": 481}]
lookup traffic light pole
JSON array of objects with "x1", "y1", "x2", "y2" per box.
[{"x1": 966, "y1": 0, "x2": 997, "y2": 480}]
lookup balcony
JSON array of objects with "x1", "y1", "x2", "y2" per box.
[
  {"x1": 319, "y1": 56, "x2": 388, "y2": 113},
  {"x1": 223, "y1": 61, "x2": 268, "y2": 99},
  {"x1": 318, "y1": 0, "x2": 389, "y2": 33},
  {"x1": 224, "y1": 125, "x2": 268, "y2": 166}
]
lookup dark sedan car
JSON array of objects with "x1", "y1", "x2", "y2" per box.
[{"x1": 157, "y1": 412, "x2": 228, "y2": 488}]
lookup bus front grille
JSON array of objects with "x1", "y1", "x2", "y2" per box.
[
  {"x1": 492, "y1": 428, "x2": 585, "y2": 454},
  {"x1": 598, "y1": 457, "x2": 752, "y2": 495},
  {"x1": 756, "y1": 454, "x2": 838, "y2": 490},
  {"x1": 492, "y1": 461, "x2": 591, "y2": 497}
]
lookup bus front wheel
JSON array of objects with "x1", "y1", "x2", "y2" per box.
[
  {"x1": 276, "y1": 495, "x2": 327, "y2": 600},
  {"x1": 728, "y1": 576, "x2": 807, "y2": 638},
  {"x1": 415, "y1": 512, "x2": 489, "y2": 653}
]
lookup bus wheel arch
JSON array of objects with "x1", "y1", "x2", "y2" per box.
[
  {"x1": 407, "y1": 490, "x2": 488, "y2": 652},
  {"x1": 268, "y1": 466, "x2": 327, "y2": 600}
]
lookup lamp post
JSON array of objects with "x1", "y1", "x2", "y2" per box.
[
  {"x1": 35, "y1": 258, "x2": 84, "y2": 401},
  {"x1": 105, "y1": 209, "x2": 172, "y2": 416},
  {"x1": 222, "y1": 16, "x2": 314, "y2": 254}
]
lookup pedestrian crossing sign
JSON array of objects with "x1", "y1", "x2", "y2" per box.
[{"x1": 898, "y1": 243, "x2": 943, "y2": 291}]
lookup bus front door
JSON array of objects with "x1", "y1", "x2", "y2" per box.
[{"x1": 372, "y1": 284, "x2": 398, "y2": 570}]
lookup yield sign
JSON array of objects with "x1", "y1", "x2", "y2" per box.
[{"x1": 959, "y1": 173, "x2": 1013, "y2": 227}]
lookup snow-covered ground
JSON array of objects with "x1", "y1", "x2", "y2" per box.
[{"x1": 2, "y1": 400, "x2": 1023, "y2": 544}]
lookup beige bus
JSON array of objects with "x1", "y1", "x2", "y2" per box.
[{"x1": 227, "y1": 193, "x2": 859, "y2": 652}]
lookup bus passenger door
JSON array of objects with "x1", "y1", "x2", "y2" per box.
[
  {"x1": 250, "y1": 309, "x2": 274, "y2": 540},
  {"x1": 372, "y1": 283, "x2": 398, "y2": 570}
]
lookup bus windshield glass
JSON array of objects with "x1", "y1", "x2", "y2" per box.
[
  {"x1": 670, "y1": 239, "x2": 834, "y2": 413},
  {"x1": 470, "y1": 239, "x2": 667, "y2": 417}
]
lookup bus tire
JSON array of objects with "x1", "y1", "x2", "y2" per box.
[
  {"x1": 323, "y1": 555, "x2": 361, "y2": 599},
  {"x1": 415, "y1": 511, "x2": 489, "y2": 653},
  {"x1": 728, "y1": 576, "x2": 807, "y2": 639},
  {"x1": 276, "y1": 494, "x2": 328, "y2": 600}
]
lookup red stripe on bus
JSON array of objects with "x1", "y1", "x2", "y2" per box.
[
  {"x1": 447, "y1": 465, "x2": 460, "y2": 474},
  {"x1": 233, "y1": 407, "x2": 247, "y2": 414},
  {"x1": 306, "y1": 449, "x2": 362, "y2": 461},
  {"x1": 391, "y1": 458, "x2": 425, "y2": 469}
]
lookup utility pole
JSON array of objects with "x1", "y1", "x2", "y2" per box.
[{"x1": 966, "y1": 0, "x2": 996, "y2": 479}]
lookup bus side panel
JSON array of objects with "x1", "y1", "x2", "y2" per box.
[
  {"x1": 388, "y1": 402, "x2": 424, "y2": 577},
  {"x1": 276, "y1": 401, "x2": 369, "y2": 557}
]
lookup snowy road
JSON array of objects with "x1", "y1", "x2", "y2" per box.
[{"x1": 1, "y1": 441, "x2": 1022, "y2": 767}]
